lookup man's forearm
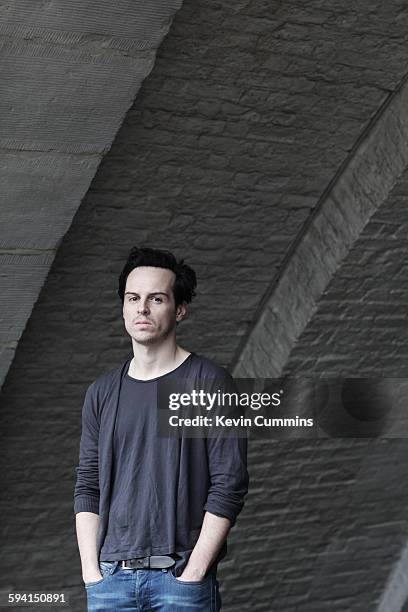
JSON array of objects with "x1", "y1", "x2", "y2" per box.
[
  {"x1": 75, "y1": 511, "x2": 102, "y2": 582},
  {"x1": 180, "y1": 511, "x2": 231, "y2": 581}
]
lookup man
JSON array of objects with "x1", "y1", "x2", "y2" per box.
[{"x1": 74, "y1": 246, "x2": 249, "y2": 611}]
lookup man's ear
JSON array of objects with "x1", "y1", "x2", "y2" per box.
[{"x1": 176, "y1": 302, "x2": 187, "y2": 322}]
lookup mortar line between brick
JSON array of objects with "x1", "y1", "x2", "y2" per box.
[{"x1": 0, "y1": 249, "x2": 56, "y2": 256}]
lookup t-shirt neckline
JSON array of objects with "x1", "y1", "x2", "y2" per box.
[{"x1": 125, "y1": 352, "x2": 194, "y2": 383}]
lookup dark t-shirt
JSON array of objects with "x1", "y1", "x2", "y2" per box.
[
  {"x1": 75, "y1": 352, "x2": 248, "y2": 577},
  {"x1": 100, "y1": 355, "x2": 195, "y2": 566}
]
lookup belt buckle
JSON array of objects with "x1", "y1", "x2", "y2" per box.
[
  {"x1": 120, "y1": 559, "x2": 137, "y2": 569},
  {"x1": 121, "y1": 560, "x2": 134, "y2": 570},
  {"x1": 121, "y1": 558, "x2": 146, "y2": 570}
]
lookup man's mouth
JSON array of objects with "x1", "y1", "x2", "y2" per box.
[{"x1": 135, "y1": 321, "x2": 152, "y2": 325}]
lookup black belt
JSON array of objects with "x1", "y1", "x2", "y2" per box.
[{"x1": 120, "y1": 555, "x2": 176, "y2": 570}]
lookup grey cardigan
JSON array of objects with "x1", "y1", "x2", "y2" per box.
[{"x1": 73, "y1": 354, "x2": 249, "y2": 565}]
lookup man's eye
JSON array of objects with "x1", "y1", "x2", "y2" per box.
[
  {"x1": 152, "y1": 297, "x2": 162, "y2": 303},
  {"x1": 129, "y1": 296, "x2": 139, "y2": 301}
]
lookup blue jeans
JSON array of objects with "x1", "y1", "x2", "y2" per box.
[{"x1": 85, "y1": 561, "x2": 222, "y2": 611}]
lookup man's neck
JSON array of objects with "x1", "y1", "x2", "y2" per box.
[{"x1": 129, "y1": 341, "x2": 191, "y2": 381}]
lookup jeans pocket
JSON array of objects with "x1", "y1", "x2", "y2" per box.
[
  {"x1": 84, "y1": 576, "x2": 105, "y2": 588},
  {"x1": 168, "y1": 566, "x2": 212, "y2": 586},
  {"x1": 84, "y1": 561, "x2": 118, "y2": 588}
]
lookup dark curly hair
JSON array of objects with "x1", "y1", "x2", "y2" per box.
[{"x1": 118, "y1": 247, "x2": 197, "y2": 307}]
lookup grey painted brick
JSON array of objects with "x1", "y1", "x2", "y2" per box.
[{"x1": 284, "y1": 169, "x2": 408, "y2": 378}]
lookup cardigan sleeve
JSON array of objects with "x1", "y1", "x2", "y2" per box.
[
  {"x1": 203, "y1": 374, "x2": 249, "y2": 527},
  {"x1": 73, "y1": 382, "x2": 100, "y2": 515}
]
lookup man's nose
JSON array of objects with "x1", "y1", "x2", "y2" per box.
[{"x1": 137, "y1": 299, "x2": 149, "y2": 314}]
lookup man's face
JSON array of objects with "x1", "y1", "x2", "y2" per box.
[{"x1": 122, "y1": 266, "x2": 186, "y2": 346}]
